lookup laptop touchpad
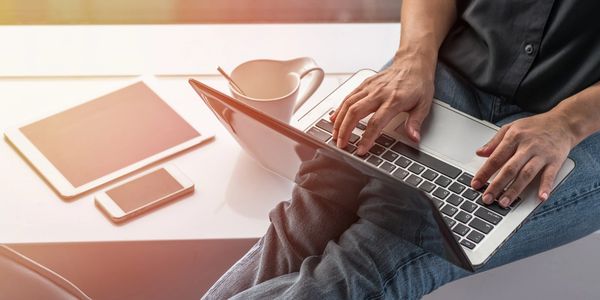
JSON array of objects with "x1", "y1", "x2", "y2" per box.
[{"x1": 391, "y1": 102, "x2": 497, "y2": 174}]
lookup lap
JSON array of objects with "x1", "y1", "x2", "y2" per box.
[{"x1": 207, "y1": 61, "x2": 600, "y2": 299}]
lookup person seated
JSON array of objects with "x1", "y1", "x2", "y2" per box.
[{"x1": 205, "y1": 0, "x2": 600, "y2": 298}]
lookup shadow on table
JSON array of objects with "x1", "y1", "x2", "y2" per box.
[
  {"x1": 7, "y1": 238, "x2": 258, "y2": 299},
  {"x1": 224, "y1": 152, "x2": 292, "y2": 219}
]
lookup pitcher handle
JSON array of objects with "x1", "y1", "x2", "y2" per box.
[{"x1": 293, "y1": 64, "x2": 325, "y2": 113}]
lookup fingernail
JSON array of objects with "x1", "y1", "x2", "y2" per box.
[
  {"x1": 500, "y1": 197, "x2": 510, "y2": 207},
  {"x1": 540, "y1": 192, "x2": 548, "y2": 201},
  {"x1": 412, "y1": 130, "x2": 420, "y2": 141},
  {"x1": 471, "y1": 179, "x2": 482, "y2": 189},
  {"x1": 336, "y1": 140, "x2": 343, "y2": 148},
  {"x1": 482, "y1": 193, "x2": 493, "y2": 204}
]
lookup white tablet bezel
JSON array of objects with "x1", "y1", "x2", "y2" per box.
[{"x1": 4, "y1": 77, "x2": 212, "y2": 199}]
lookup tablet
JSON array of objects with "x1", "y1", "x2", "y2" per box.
[{"x1": 4, "y1": 80, "x2": 213, "y2": 199}]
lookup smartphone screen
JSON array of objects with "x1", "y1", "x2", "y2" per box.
[{"x1": 106, "y1": 168, "x2": 184, "y2": 213}]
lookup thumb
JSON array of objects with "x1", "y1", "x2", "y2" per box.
[{"x1": 405, "y1": 102, "x2": 431, "y2": 143}]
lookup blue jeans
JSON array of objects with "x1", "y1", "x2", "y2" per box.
[{"x1": 204, "y1": 62, "x2": 600, "y2": 299}]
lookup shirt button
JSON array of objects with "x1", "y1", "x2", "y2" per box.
[{"x1": 524, "y1": 43, "x2": 535, "y2": 55}]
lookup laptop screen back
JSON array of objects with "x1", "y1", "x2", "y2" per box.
[{"x1": 189, "y1": 79, "x2": 473, "y2": 271}]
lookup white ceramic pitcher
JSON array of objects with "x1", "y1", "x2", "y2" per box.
[{"x1": 228, "y1": 57, "x2": 325, "y2": 123}]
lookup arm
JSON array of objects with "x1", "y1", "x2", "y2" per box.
[
  {"x1": 331, "y1": 0, "x2": 457, "y2": 154},
  {"x1": 473, "y1": 81, "x2": 600, "y2": 207}
]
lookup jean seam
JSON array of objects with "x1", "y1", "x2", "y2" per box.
[{"x1": 365, "y1": 252, "x2": 433, "y2": 300}]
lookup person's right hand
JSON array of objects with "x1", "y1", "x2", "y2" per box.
[{"x1": 330, "y1": 52, "x2": 437, "y2": 155}]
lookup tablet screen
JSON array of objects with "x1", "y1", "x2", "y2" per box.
[{"x1": 19, "y1": 82, "x2": 200, "y2": 188}]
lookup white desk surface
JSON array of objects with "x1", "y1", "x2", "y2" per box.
[{"x1": 0, "y1": 24, "x2": 400, "y2": 243}]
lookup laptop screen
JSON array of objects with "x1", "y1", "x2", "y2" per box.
[{"x1": 189, "y1": 79, "x2": 472, "y2": 271}]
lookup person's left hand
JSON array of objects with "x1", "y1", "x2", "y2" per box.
[{"x1": 471, "y1": 111, "x2": 576, "y2": 208}]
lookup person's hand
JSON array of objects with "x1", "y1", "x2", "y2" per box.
[
  {"x1": 330, "y1": 52, "x2": 436, "y2": 155},
  {"x1": 471, "y1": 111, "x2": 576, "y2": 208}
]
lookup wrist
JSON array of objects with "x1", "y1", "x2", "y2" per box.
[
  {"x1": 548, "y1": 108, "x2": 585, "y2": 148},
  {"x1": 392, "y1": 47, "x2": 438, "y2": 80}
]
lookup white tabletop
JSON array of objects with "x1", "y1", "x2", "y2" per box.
[{"x1": 0, "y1": 24, "x2": 399, "y2": 243}]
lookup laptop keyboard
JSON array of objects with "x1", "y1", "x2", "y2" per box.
[{"x1": 307, "y1": 116, "x2": 521, "y2": 251}]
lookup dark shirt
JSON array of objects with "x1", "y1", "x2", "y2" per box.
[{"x1": 439, "y1": 0, "x2": 600, "y2": 113}]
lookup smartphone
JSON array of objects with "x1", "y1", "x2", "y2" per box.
[{"x1": 95, "y1": 165, "x2": 194, "y2": 222}]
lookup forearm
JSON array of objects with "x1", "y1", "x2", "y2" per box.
[
  {"x1": 550, "y1": 81, "x2": 600, "y2": 147},
  {"x1": 396, "y1": 0, "x2": 457, "y2": 71}
]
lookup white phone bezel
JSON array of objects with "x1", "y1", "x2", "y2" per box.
[
  {"x1": 3, "y1": 77, "x2": 212, "y2": 199},
  {"x1": 95, "y1": 164, "x2": 194, "y2": 221}
]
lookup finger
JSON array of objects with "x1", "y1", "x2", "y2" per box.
[
  {"x1": 336, "y1": 97, "x2": 380, "y2": 149},
  {"x1": 497, "y1": 156, "x2": 544, "y2": 207},
  {"x1": 404, "y1": 99, "x2": 432, "y2": 143},
  {"x1": 356, "y1": 104, "x2": 398, "y2": 154},
  {"x1": 332, "y1": 90, "x2": 368, "y2": 139},
  {"x1": 474, "y1": 136, "x2": 518, "y2": 189},
  {"x1": 330, "y1": 77, "x2": 374, "y2": 122},
  {"x1": 476, "y1": 124, "x2": 511, "y2": 157},
  {"x1": 477, "y1": 143, "x2": 523, "y2": 204},
  {"x1": 538, "y1": 163, "x2": 561, "y2": 201}
]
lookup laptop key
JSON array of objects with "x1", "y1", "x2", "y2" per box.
[
  {"x1": 422, "y1": 169, "x2": 439, "y2": 181},
  {"x1": 392, "y1": 169, "x2": 409, "y2": 180},
  {"x1": 476, "y1": 197, "x2": 511, "y2": 216},
  {"x1": 467, "y1": 231, "x2": 485, "y2": 244},
  {"x1": 469, "y1": 218, "x2": 494, "y2": 234},
  {"x1": 307, "y1": 127, "x2": 331, "y2": 143},
  {"x1": 447, "y1": 194, "x2": 464, "y2": 206},
  {"x1": 434, "y1": 176, "x2": 452, "y2": 187},
  {"x1": 462, "y1": 188, "x2": 479, "y2": 201},
  {"x1": 432, "y1": 187, "x2": 450, "y2": 200},
  {"x1": 394, "y1": 156, "x2": 411, "y2": 168},
  {"x1": 366, "y1": 156, "x2": 383, "y2": 166},
  {"x1": 510, "y1": 197, "x2": 523, "y2": 208},
  {"x1": 355, "y1": 152, "x2": 369, "y2": 159},
  {"x1": 441, "y1": 204, "x2": 458, "y2": 217},
  {"x1": 452, "y1": 223, "x2": 470, "y2": 236},
  {"x1": 448, "y1": 182, "x2": 465, "y2": 194},
  {"x1": 418, "y1": 181, "x2": 436, "y2": 193},
  {"x1": 460, "y1": 201, "x2": 478, "y2": 213},
  {"x1": 356, "y1": 122, "x2": 367, "y2": 130},
  {"x1": 382, "y1": 151, "x2": 399, "y2": 162},
  {"x1": 408, "y1": 163, "x2": 425, "y2": 174},
  {"x1": 375, "y1": 134, "x2": 396, "y2": 147},
  {"x1": 443, "y1": 216, "x2": 457, "y2": 228},
  {"x1": 474, "y1": 207, "x2": 502, "y2": 225},
  {"x1": 344, "y1": 144, "x2": 357, "y2": 154},
  {"x1": 369, "y1": 144, "x2": 386, "y2": 156},
  {"x1": 405, "y1": 174, "x2": 422, "y2": 187},
  {"x1": 380, "y1": 161, "x2": 396, "y2": 173},
  {"x1": 431, "y1": 198, "x2": 444, "y2": 208},
  {"x1": 457, "y1": 173, "x2": 474, "y2": 187},
  {"x1": 460, "y1": 239, "x2": 476, "y2": 250},
  {"x1": 329, "y1": 140, "x2": 356, "y2": 154},
  {"x1": 455, "y1": 211, "x2": 472, "y2": 224},
  {"x1": 390, "y1": 142, "x2": 462, "y2": 178},
  {"x1": 315, "y1": 119, "x2": 334, "y2": 133},
  {"x1": 348, "y1": 133, "x2": 361, "y2": 144}
]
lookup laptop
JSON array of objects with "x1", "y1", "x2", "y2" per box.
[{"x1": 189, "y1": 69, "x2": 574, "y2": 271}]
